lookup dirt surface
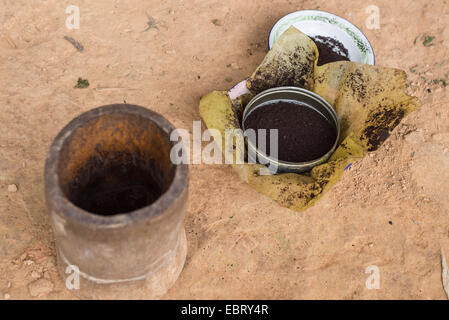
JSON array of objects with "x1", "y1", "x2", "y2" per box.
[{"x1": 1, "y1": 0, "x2": 449, "y2": 299}]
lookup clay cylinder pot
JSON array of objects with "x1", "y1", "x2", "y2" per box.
[{"x1": 44, "y1": 104, "x2": 188, "y2": 299}]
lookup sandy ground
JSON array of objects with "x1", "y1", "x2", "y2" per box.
[{"x1": 0, "y1": 0, "x2": 449, "y2": 299}]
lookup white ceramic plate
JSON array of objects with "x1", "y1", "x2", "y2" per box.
[{"x1": 268, "y1": 10, "x2": 375, "y2": 65}]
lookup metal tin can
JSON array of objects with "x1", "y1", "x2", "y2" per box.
[
  {"x1": 44, "y1": 104, "x2": 188, "y2": 299},
  {"x1": 242, "y1": 87, "x2": 340, "y2": 174}
]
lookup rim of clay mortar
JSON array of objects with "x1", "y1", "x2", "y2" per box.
[{"x1": 44, "y1": 104, "x2": 189, "y2": 228}]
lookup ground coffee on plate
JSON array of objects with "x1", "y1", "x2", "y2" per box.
[{"x1": 311, "y1": 36, "x2": 350, "y2": 66}]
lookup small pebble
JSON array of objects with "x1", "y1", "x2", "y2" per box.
[
  {"x1": 7, "y1": 184, "x2": 17, "y2": 192},
  {"x1": 211, "y1": 19, "x2": 222, "y2": 26},
  {"x1": 46, "y1": 260, "x2": 55, "y2": 268},
  {"x1": 230, "y1": 62, "x2": 240, "y2": 70},
  {"x1": 24, "y1": 260, "x2": 34, "y2": 266},
  {"x1": 28, "y1": 278, "x2": 54, "y2": 297}
]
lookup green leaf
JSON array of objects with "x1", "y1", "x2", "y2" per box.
[
  {"x1": 423, "y1": 35, "x2": 435, "y2": 47},
  {"x1": 74, "y1": 78, "x2": 89, "y2": 89}
]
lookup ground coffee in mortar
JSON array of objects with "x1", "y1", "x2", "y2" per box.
[
  {"x1": 70, "y1": 154, "x2": 163, "y2": 216},
  {"x1": 244, "y1": 100, "x2": 337, "y2": 163},
  {"x1": 311, "y1": 36, "x2": 350, "y2": 66}
]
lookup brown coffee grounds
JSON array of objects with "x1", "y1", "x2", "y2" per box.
[
  {"x1": 311, "y1": 36, "x2": 350, "y2": 66},
  {"x1": 69, "y1": 152, "x2": 163, "y2": 215},
  {"x1": 244, "y1": 100, "x2": 337, "y2": 163}
]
